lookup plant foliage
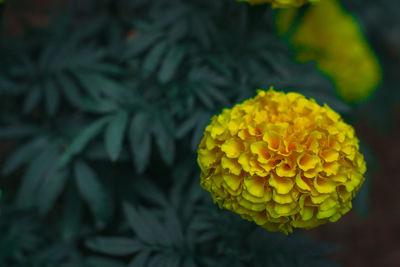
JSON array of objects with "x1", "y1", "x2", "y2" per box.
[{"x1": 1, "y1": 0, "x2": 396, "y2": 265}]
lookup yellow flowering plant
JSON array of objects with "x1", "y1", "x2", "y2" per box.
[
  {"x1": 198, "y1": 89, "x2": 366, "y2": 234},
  {"x1": 275, "y1": 0, "x2": 382, "y2": 103},
  {"x1": 237, "y1": 0, "x2": 319, "y2": 8}
]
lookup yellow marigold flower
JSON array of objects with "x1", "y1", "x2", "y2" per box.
[
  {"x1": 237, "y1": 0, "x2": 319, "y2": 9},
  {"x1": 276, "y1": 0, "x2": 382, "y2": 103},
  {"x1": 197, "y1": 89, "x2": 366, "y2": 234}
]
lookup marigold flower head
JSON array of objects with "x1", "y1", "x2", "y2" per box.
[
  {"x1": 276, "y1": 0, "x2": 382, "y2": 103},
  {"x1": 237, "y1": 0, "x2": 319, "y2": 9},
  {"x1": 197, "y1": 89, "x2": 366, "y2": 234}
]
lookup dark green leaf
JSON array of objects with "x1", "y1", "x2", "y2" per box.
[
  {"x1": 85, "y1": 237, "x2": 143, "y2": 256},
  {"x1": 59, "y1": 116, "x2": 110, "y2": 166},
  {"x1": 158, "y1": 45, "x2": 186, "y2": 83},
  {"x1": 74, "y1": 160, "x2": 113, "y2": 228},
  {"x1": 152, "y1": 115, "x2": 175, "y2": 166},
  {"x1": 104, "y1": 111, "x2": 129, "y2": 161},
  {"x1": 86, "y1": 256, "x2": 125, "y2": 267},
  {"x1": 165, "y1": 207, "x2": 184, "y2": 246},
  {"x1": 134, "y1": 178, "x2": 169, "y2": 207},
  {"x1": 16, "y1": 143, "x2": 59, "y2": 208},
  {"x1": 147, "y1": 253, "x2": 169, "y2": 267},
  {"x1": 23, "y1": 86, "x2": 42, "y2": 113},
  {"x1": 123, "y1": 203, "x2": 156, "y2": 244},
  {"x1": 139, "y1": 207, "x2": 172, "y2": 246},
  {"x1": 142, "y1": 41, "x2": 168, "y2": 78},
  {"x1": 0, "y1": 125, "x2": 40, "y2": 139},
  {"x1": 73, "y1": 71, "x2": 101, "y2": 101},
  {"x1": 2, "y1": 137, "x2": 46, "y2": 175},
  {"x1": 90, "y1": 74, "x2": 134, "y2": 104},
  {"x1": 193, "y1": 86, "x2": 214, "y2": 109},
  {"x1": 128, "y1": 251, "x2": 151, "y2": 267},
  {"x1": 124, "y1": 32, "x2": 164, "y2": 59},
  {"x1": 55, "y1": 73, "x2": 83, "y2": 108},
  {"x1": 40, "y1": 42, "x2": 60, "y2": 70},
  {"x1": 168, "y1": 21, "x2": 188, "y2": 42},
  {"x1": 202, "y1": 85, "x2": 229, "y2": 105},
  {"x1": 61, "y1": 183, "x2": 83, "y2": 240},
  {"x1": 165, "y1": 254, "x2": 181, "y2": 267},
  {"x1": 89, "y1": 64, "x2": 126, "y2": 75},
  {"x1": 191, "y1": 112, "x2": 211, "y2": 150},
  {"x1": 37, "y1": 168, "x2": 69, "y2": 215},
  {"x1": 129, "y1": 112, "x2": 151, "y2": 173},
  {"x1": 176, "y1": 113, "x2": 200, "y2": 138},
  {"x1": 191, "y1": 15, "x2": 211, "y2": 49},
  {"x1": 182, "y1": 257, "x2": 196, "y2": 267},
  {"x1": 45, "y1": 78, "x2": 60, "y2": 116}
]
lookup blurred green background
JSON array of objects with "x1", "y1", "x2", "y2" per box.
[{"x1": 0, "y1": 0, "x2": 399, "y2": 266}]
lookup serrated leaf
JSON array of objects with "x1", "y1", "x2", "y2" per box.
[
  {"x1": 74, "y1": 160, "x2": 113, "y2": 228},
  {"x1": 128, "y1": 251, "x2": 151, "y2": 267},
  {"x1": 123, "y1": 203, "x2": 156, "y2": 244},
  {"x1": 104, "y1": 111, "x2": 129, "y2": 161},
  {"x1": 129, "y1": 112, "x2": 151, "y2": 173},
  {"x1": 85, "y1": 237, "x2": 143, "y2": 256},
  {"x1": 142, "y1": 41, "x2": 168, "y2": 78},
  {"x1": 158, "y1": 45, "x2": 186, "y2": 83},
  {"x1": 59, "y1": 116, "x2": 110, "y2": 166},
  {"x1": 37, "y1": 168, "x2": 69, "y2": 214}
]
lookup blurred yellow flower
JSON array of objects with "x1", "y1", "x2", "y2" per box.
[
  {"x1": 276, "y1": 0, "x2": 382, "y2": 103},
  {"x1": 198, "y1": 89, "x2": 366, "y2": 234},
  {"x1": 238, "y1": 0, "x2": 319, "y2": 8}
]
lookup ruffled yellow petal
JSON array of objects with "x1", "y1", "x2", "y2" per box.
[
  {"x1": 221, "y1": 138, "x2": 244, "y2": 158},
  {"x1": 221, "y1": 156, "x2": 242, "y2": 175},
  {"x1": 298, "y1": 153, "x2": 320, "y2": 171},
  {"x1": 269, "y1": 174, "x2": 294, "y2": 194},
  {"x1": 198, "y1": 89, "x2": 366, "y2": 234},
  {"x1": 244, "y1": 176, "x2": 265, "y2": 197}
]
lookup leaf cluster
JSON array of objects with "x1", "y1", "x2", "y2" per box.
[{"x1": 0, "y1": 0, "x2": 354, "y2": 266}]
